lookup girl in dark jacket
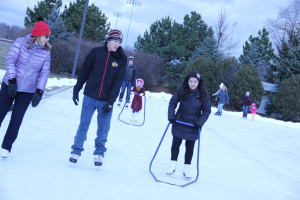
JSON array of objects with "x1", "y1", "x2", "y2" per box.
[
  {"x1": 167, "y1": 71, "x2": 211, "y2": 179},
  {"x1": 130, "y1": 78, "x2": 145, "y2": 121},
  {"x1": 0, "y1": 18, "x2": 51, "y2": 158}
]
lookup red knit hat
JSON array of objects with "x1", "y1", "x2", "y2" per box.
[{"x1": 32, "y1": 18, "x2": 51, "y2": 37}]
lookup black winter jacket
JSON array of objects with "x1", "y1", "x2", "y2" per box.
[
  {"x1": 124, "y1": 64, "x2": 138, "y2": 85},
  {"x1": 241, "y1": 95, "x2": 251, "y2": 106},
  {"x1": 168, "y1": 86, "x2": 211, "y2": 141},
  {"x1": 74, "y1": 43, "x2": 127, "y2": 104}
]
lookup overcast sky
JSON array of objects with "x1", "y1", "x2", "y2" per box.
[{"x1": 0, "y1": 0, "x2": 288, "y2": 57}]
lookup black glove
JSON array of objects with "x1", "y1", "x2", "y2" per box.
[
  {"x1": 169, "y1": 118, "x2": 176, "y2": 124},
  {"x1": 194, "y1": 121, "x2": 201, "y2": 129},
  {"x1": 73, "y1": 87, "x2": 79, "y2": 106},
  {"x1": 8, "y1": 78, "x2": 17, "y2": 98},
  {"x1": 31, "y1": 89, "x2": 43, "y2": 107},
  {"x1": 102, "y1": 102, "x2": 113, "y2": 113}
]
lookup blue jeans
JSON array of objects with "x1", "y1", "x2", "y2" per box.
[
  {"x1": 119, "y1": 81, "x2": 132, "y2": 102},
  {"x1": 0, "y1": 83, "x2": 33, "y2": 152},
  {"x1": 217, "y1": 103, "x2": 224, "y2": 113},
  {"x1": 71, "y1": 95, "x2": 113, "y2": 157},
  {"x1": 243, "y1": 105, "x2": 249, "y2": 118}
]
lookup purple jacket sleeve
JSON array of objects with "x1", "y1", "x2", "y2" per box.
[
  {"x1": 36, "y1": 52, "x2": 51, "y2": 91},
  {"x1": 5, "y1": 38, "x2": 22, "y2": 80}
]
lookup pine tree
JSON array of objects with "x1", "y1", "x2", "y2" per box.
[
  {"x1": 45, "y1": 6, "x2": 71, "y2": 43},
  {"x1": 190, "y1": 36, "x2": 222, "y2": 63},
  {"x1": 135, "y1": 11, "x2": 211, "y2": 62},
  {"x1": 62, "y1": 0, "x2": 110, "y2": 42},
  {"x1": 24, "y1": 0, "x2": 62, "y2": 27},
  {"x1": 239, "y1": 28, "x2": 275, "y2": 82},
  {"x1": 272, "y1": 74, "x2": 300, "y2": 121}
]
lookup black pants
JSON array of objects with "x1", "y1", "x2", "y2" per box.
[
  {"x1": 0, "y1": 83, "x2": 33, "y2": 152},
  {"x1": 171, "y1": 135, "x2": 196, "y2": 164}
]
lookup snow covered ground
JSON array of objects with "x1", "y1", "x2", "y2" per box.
[{"x1": 0, "y1": 71, "x2": 299, "y2": 200}]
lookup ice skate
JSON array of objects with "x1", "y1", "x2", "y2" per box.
[
  {"x1": 117, "y1": 99, "x2": 122, "y2": 106},
  {"x1": 1, "y1": 148, "x2": 9, "y2": 158},
  {"x1": 166, "y1": 161, "x2": 177, "y2": 175},
  {"x1": 69, "y1": 154, "x2": 80, "y2": 164},
  {"x1": 183, "y1": 164, "x2": 192, "y2": 180},
  {"x1": 94, "y1": 155, "x2": 103, "y2": 167}
]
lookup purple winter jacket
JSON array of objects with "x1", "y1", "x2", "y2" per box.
[{"x1": 2, "y1": 34, "x2": 51, "y2": 93}]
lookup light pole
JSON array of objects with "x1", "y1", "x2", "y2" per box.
[
  {"x1": 125, "y1": 0, "x2": 141, "y2": 47},
  {"x1": 72, "y1": 0, "x2": 89, "y2": 78},
  {"x1": 114, "y1": 12, "x2": 122, "y2": 29}
]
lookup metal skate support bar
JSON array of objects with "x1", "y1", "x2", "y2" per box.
[
  {"x1": 149, "y1": 120, "x2": 201, "y2": 187},
  {"x1": 118, "y1": 93, "x2": 146, "y2": 126}
]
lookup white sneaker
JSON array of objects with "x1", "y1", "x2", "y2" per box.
[
  {"x1": 183, "y1": 164, "x2": 192, "y2": 179},
  {"x1": 94, "y1": 155, "x2": 103, "y2": 166},
  {"x1": 1, "y1": 149, "x2": 9, "y2": 158},
  {"x1": 166, "y1": 161, "x2": 177, "y2": 175},
  {"x1": 69, "y1": 154, "x2": 80, "y2": 163}
]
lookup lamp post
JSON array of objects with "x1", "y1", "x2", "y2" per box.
[
  {"x1": 72, "y1": 0, "x2": 89, "y2": 78},
  {"x1": 125, "y1": 0, "x2": 141, "y2": 47},
  {"x1": 114, "y1": 12, "x2": 122, "y2": 29}
]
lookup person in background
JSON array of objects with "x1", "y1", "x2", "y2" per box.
[
  {"x1": 241, "y1": 91, "x2": 251, "y2": 119},
  {"x1": 250, "y1": 103, "x2": 257, "y2": 121},
  {"x1": 167, "y1": 71, "x2": 211, "y2": 179},
  {"x1": 130, "y1": 78, "x2": 145, "y2": 122},
  {"x1": 70, "y1": 30, "x2": 127, "y2": 167},
  {"x1": 0, "y1": 17, "x2": 51, "y2": 158},
  {"x1": 212, "y1": 82, "x2": 224, "y2": 100},
  {"x1": 117, "y1": 56, "x2": 138, "y2": 107},
  {"x1": 214, "y1": 83, "x2": 229, "y2": 116}
]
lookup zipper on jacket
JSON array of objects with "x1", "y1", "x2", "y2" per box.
[
  {"x1": 20, "y1": 46, "x2": 37, "y2": 91},
  {"x1": 98, "y1": 53, "x2": 110, "y2": 99}
]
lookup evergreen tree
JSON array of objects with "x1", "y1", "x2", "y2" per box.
[
  {"x1": 272, "y1": 74, "x2": 300, "y2": 121},
  {"x1": 274, "y1": 43, "x2": 300, "y2": 82},
  {"x1": 45, "y1": 6, "x2": 71, "y2": 43},
  {"x1": 190, "y1": 36, "x2": 222, "y2": 63},
  {"x1": 135, "y1": 11, "x2": 211, "y2": 62},
  {"x1": 239, "y1": 28, "x2": 275, "y2": 82},
  {"x1": 24, "y1": 0, "x2": 62, "y2": 27},
  {"x1": 228, "y1": 65, "x2": 264, "y2": 109},
  {"x1": 135, "y1": 16, "x2": 179, "y2": 62},
  {"x1": 62, "y1": 0, "x2": 110, "y2": 42}
]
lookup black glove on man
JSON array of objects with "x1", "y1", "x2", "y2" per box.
[
  {"x1": 8, "y1": 78, "x2": 17, "y2": 98},
  {"x1": 73, "y1": 87, "x2": 79, "y2": 105},
  {"x1": 102, "y1": 102, "x2": 113, "y2": 113},
  {"x1": 31, "y1": 89, "x2": 43, "y2": 107}
]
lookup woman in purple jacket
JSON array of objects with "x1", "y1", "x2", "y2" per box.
[{"x1": 0, "y1": 18, "x2": 51, "y2": 158}]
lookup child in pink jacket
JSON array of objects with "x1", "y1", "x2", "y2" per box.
[{"x1": 250, "y1": 103, "x2": 257, "y2": 121}]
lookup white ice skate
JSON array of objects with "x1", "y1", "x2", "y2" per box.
[
  {"x1": 69, "y1": 154, "x2": 80, "y2": 165},
  {"x1": 183, "y1": 164, "x2": 192, "y2": 179},
  {"x1": 166, "y1": 161, "x2": 177, "y2": 175},
  {"x1": 117, "y1": 100, "x2": 122, "y2": 106},
  {"x1": 94, "y1": 155, "x2": 103, "y2": 168},
  {"x1": 1, "y1": 148, "x2": 9, "y2": 158}
]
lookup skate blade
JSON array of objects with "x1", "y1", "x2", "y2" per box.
[{"x1": 166, "y1": 170, "x2": 175, "y2": 175}]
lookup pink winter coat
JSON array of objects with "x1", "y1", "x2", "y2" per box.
[
  {"x1": 2, "y1": 34, "x2": 51, "y2": 93},
  {"x1": 250, "y1": 106, "x2": 257, "y2": 114}
]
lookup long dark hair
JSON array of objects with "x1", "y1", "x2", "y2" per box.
[{"x1": 178, "y1": 72, "x2": 207, "y2": 103}]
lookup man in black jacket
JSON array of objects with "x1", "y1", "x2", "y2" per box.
[
  {"x1": 69, "y1": 30, "x2": 127, "y2": 166},
  {"x1": 117, "y1": 56, "x2": 138, "y2": 107}
]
